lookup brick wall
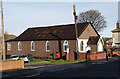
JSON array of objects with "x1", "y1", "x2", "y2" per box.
[
  {"x1": 113, "y1": 51, "x2": 120, "y2": 56},
  {"x1": 66, "y1": 52, "x2": 74, "y2": 60},
  {"x1": 87, "y1": 53, "x2": 106, "y2": 60},
  {"x1": 79, "y1": 53, "x2": 86, "y2": 59},
  {"x1": 1, "y1": 59, "x2": 24, "y2": 71},
  {"x1": 66, "y1": 52, "x2": 107, "y2": 60}
]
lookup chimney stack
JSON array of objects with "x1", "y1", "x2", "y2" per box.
[{"x1": 116, "y1": 21, "x2": 119, "y2": 28}]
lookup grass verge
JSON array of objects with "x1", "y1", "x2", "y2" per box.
[{"x1": 25, "y1": 59, "x2": 90, "y2": 65}]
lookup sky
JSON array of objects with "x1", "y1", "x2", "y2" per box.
[{"x1": 0, "y1": 1, "x2": 118, "y2": 37}]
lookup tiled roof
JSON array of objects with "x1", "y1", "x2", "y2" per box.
[
  {"x1": 6, "y1": 22, "x2": 99, "y2": 41},
  {"x1": 112, "y1": 28, "x2": 120, "y2": 32},
  {"x1": 87, "y1": 36, "x2": 100, "y2": 45}
]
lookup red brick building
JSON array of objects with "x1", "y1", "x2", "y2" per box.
[{"x1": 6, "y1": 22, "x2": 103, "y2": 59}]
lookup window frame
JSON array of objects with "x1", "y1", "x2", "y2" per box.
[
  {"x1": 7, "y1": 42, "x2": 11, "y2": 51},
  {"x1": 18, "y1": 41, "x2": 22, "y2": 51},
  {"x1": 31, "y1": 41, "x2": 35, "y2": 51},
  {"x1": 80, "y1": 41, "x2": 84, "y2": 51},
  {"x1": 63, "y1": 40, "x2": 69, "y2": 52},
  {"x1": 46, "y1": 41, "x2": 50, "y2": 52}
]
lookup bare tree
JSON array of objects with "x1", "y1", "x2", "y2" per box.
[{"x1": 78, "y1": 10, "x2": 107, "y2": 32}]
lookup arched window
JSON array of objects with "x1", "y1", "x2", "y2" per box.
[
  {"x1": 31, "y1": 41, "x2": 35, "y2": 51},
  {"x1": 63, "y1": 40, "x2": 69, "y2": 52},
  {"x1": 80, "y1": 41, "x2": 84, "y2": 51},
  {"x1": 18, "y1": 41, "x2": 21, "y2": 51},
  {"x1": 46, "y1": 41, "x2": 50, "y2": 51}
]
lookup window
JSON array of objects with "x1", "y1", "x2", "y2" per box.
[
  {"x1": 31, "y1": 41, "x2": 35, "y2": 51},
  {"x1": 46, "y1": 41, "x2": 50, "y2": 51},
  {"x1": 80, "y1": 41, "x2": 84, "y2": 51},
  {"x1": 18, "y1": 41, "x2": 21, "y2": 51},
  {"x1": 63, "y1": 40, "x2": 69, "y2": 52},
  {"x1": 7, "y1": 43, "x2": 11, "y2": 51}
]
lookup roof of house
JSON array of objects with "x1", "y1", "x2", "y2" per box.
[
  {"x1": 102, "y1": 37, "x2": 112, "y2": 45},
  {"x1": 112, "y1": 28, "x2": 120, "y2": 32},
  {"x1": 6, "y1": 22, "x2": 100, "y2": 41},
  {"x1": 87, "y1": 36, "x2": 100, "y2": 45},
  {"x1": 102, "y1": 37, "x2": 112, "y2": 41},
  {"x1": 0, "y1": 34, "x2": 17, "y2": 42}
]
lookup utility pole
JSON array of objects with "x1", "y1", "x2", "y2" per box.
[
  {"x1": 1, "y1": 0, "x2": 6, "y2": 60},
  {"x1": 73, "y1": 4, "x2": 79, "y2": 60}
]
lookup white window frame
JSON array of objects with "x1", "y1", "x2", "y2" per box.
[
  {"x1": 46, "y1": 41, "x2": 50, "y2": 52},
  {"x1": 31, "y1": 41, "x2": 35, "y2": 51},
  {"x1": 18, "y1": 41, "x2": 22, "y2": 51},
  {"x1": 7, "y1": 42, "x2": 11, "y2": 51},
  {"x1": 63, "y1": 40, "x2": 69, "y2": 52},
  {"x1": 80, "y1": 41, "x2": 84, "y2": 51}
]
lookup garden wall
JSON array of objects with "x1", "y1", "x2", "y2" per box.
[
  {"x1": 87, "y1": 53, "x2": 106, "y2": 60},
  {"x1": 1, "y1": 59, "x2": 24, "y2": 71},
  {"x1": 66, "y1": 52, "x2": 75, "y2": 60},
  {"x1": 112, "y1": 51, "x2": 120, "y2": 56},
  {"x1": 66, "y1": 52, "x2": 107, "y2": 60}
]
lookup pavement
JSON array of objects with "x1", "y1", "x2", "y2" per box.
[{"x1": 2, "y1": 56, "x2": 120, "y2": 79}]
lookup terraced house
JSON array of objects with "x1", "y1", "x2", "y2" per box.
[{"x1": 6, "y1": 22, "x2": 103, "y2": 59}]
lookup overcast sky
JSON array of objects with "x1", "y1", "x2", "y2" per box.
[{"x1": 1, "y1": 1, "x2": 118, "y2": 37}]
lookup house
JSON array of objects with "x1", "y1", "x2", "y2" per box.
[
  {"x1": 87, "y1": 36, "x2": 103, "y2": 52},
  {"x1": 112, "y1": 21, "x2": 120, "y2": 48},
  {"x1": 102, "y1": 37, "x2": 112, "y2": 49},
  {"x1": 0, "y1": 34, "x2": 16, "y2": 59},
  {"x1": 6, "y1": 22, "x2": 103, "y2": 59}
]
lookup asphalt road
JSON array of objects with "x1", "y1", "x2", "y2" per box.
[{"x1": 2, "y1": 56, "x2": 120, "y2": 79}]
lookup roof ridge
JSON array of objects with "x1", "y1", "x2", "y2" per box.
[{"x1": 28, "y1": 22, "x2": 90, "y2": 29}]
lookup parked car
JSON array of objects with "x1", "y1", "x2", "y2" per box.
[
  {"x1": 19, "y1": 54, "x2": 33, "y2": 63},
  {"x1": 10, "y1": 54, "x2": 19, "y2": 60}
]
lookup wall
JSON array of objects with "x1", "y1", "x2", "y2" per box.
[
  {"x1": 87, "y1": 53, "x2": 106, "y2": 60},
  {"x1": 112, "y1": 32, "x2": 120, "y2": 47},
  {"x1": 66, "y1": 52, "x2": 75, "y2": 60},
  {"x1": 79, "y1": 24, "x2": 98, "y2": 39},
  {"x1": 79, "y1": 52, "x2": 106, "y2": 60},
  {"x1": 113, "y1": 51, "x2": 120, "y2": 56},
  {"x1": 6, "y1": 40, "x2": 76, "y2": 59},
  {"x1": 97, "y1": 39, "x2": 103, "y2": 52},
  {"x1": 88, "y1": 45, "x2": 97, "y2": 52},
  {"x1": 1, "y1": 59, "x2": 24, "y2": 71},
  {"x1": 79, "y1": 52, "x2": 86, "y2": 59}
]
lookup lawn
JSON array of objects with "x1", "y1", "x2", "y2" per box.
[{"x1": 25, "y1": 59, "x2": 90, "y2": 65}]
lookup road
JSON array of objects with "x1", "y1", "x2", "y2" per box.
[{"x1": 2, "y1": 56, "x2": 120, "y2": 79}]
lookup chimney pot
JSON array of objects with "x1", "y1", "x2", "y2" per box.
[{"x1": 116, "y1": 21, "x2": 119, "y2": 29}]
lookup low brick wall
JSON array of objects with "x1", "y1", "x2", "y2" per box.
[
  {"x1": 66, "y1": 52, "x2": 107, "y2": 60},
  {"x1": 66, "y1": 52, "x2": 74, "y2": 60},
  {"x1": 79, "y1": 53, "x2": 86, "y2": 60},
  {"x1": 79, "y1": 52, "x2": 106, "y2": 60},
  {"x1": 87, "y1": 53, "x2": 106, "y2": 60},
  {"x1": 113, "y1": 51, "x2": 120, "y2": 56},
  {"x1": 1, "y1": 59, "x2": 24, "y2": 71}
]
